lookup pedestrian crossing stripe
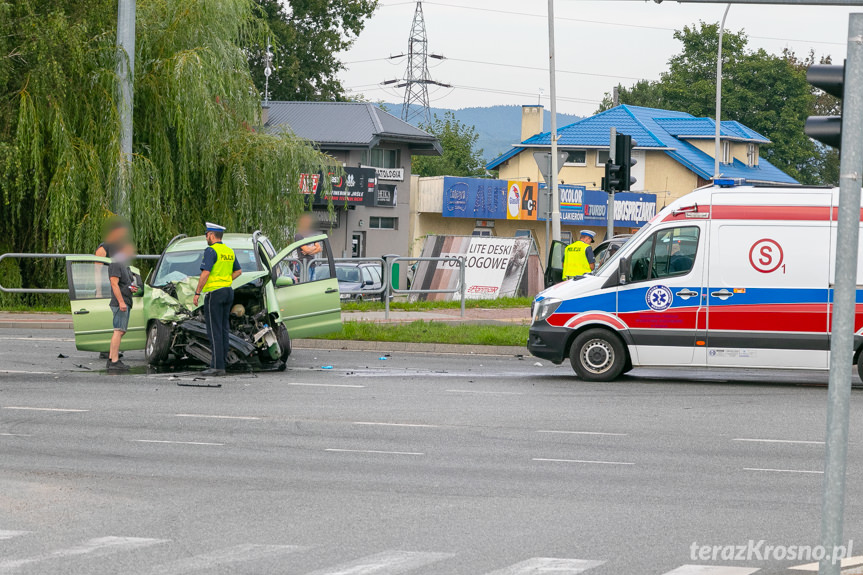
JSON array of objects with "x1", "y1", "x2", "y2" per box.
[
  {"x1": 0, "y1": 536, "x2": 167, "y2": 573},
  {"x1": 482, "y1": 557, "x2": 605, "y2": 575},
  {"x1": 659, "y1": 566, "x2": 760, "y2": 575},
  {"x1": 142, "y1": 544, "x2": 306, "y2": 575},
  {"x1": 303, "y1": 550, "x2": 455, "y2": 575}
]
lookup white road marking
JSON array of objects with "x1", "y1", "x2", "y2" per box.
[
  {"x1": 0, "y1": 337, "x2": 73, "y2": 342},
  {"x1": 146, "y1": 544, "x2": 305, "y2": 575},
  {"x1": 790, "y1": 555, "x2": 863, "y2": 571},
  {"x1": 0, "y1": 433, "x2": 31, "y2": 437},
  {"x1": 175, "y1": 414, "x2": 261, "y2": 420},
  {"x1": 733, "y1": 438, "x2": 824, "y2": 445},
  {"x1": 533, "y1": 458, "x2": 634, "y2": 466},
  {"x1": 0, "y1": 536, "x2": 167, "y2": 572},
  {"x1": 660, "y1": 566, "x2": 760, "y2": 575},
  {"x1": 743, "y1": 468, "x2": 823, "y2": 474},
  {"x1": 0, "y1": 371, "x2": 55, "y2": 375},
  {"x1": 288, "y1": 383, "x2": 365, "y2": 388},
  {"x1": 3, "y1": 407, "x2": 88, "y2": 412},
  {"x1": 325, "y1": 449, "x2": 424, "y2": 456},
  {"x1": 482, "y1": 557, "x2": 606, "y2": 575},
  {"x1": 537, "y1": 430, "x2": 628, "y2": 437},
  {"x1": 303, "y1": 550, "x2": 453, "y2": 575},
  {"x1": 132, "y1": 440, "x2": 225, "y2": 446},
  {"x1": 445, "y1": 389, "x2": 524, "y2": 395},
  {"x1": 353, "y1": 422, "x2": 439, "y2": 428},
  {"x1": 0, "y1": 531, "x2": 29, "y2": 541}
]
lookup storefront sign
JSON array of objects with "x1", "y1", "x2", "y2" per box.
[
  {"x1": 363, "y1": 165, "x2": 404, "y2": 181},
  {"x1": 539, "y1": 184, "x2": 656, "y2": 227},
  {"x1": 375, "y1": 184, "x2": 397, "y2": 207},
  {"x1": 506, "y1": 180, "x2": 538, "y2": 221},
  {"x1": 300, "y1": 167, "x2": 377, "y2": 206},
  {"x1": 410, "y1": 235, "x2": 533, "y2": 301}
]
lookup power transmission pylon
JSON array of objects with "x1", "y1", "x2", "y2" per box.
[{"x1": 398, "y1": 2, "x2": 449, "y2": 125}]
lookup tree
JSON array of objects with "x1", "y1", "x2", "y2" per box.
[
  {"x1": 598, "y1": 22, "x2": 834, "y2": 185},
  {"x1": 248, "y1": 0, "x2": 378, "y2": 102},
  {"x1": 0, "y1": 0, "x2": 336, "y2": 303},
  {"x1": 412, "y1": 112, "x2": 485, "y2": 178}
]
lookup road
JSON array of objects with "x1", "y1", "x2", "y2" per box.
[{"x1": 1, "y1": 329, "x2": 862, "y2": 575}]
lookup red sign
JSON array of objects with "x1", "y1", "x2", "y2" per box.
[{"x1": 748, "y1": 239, "x2": 784, "y2": 274}]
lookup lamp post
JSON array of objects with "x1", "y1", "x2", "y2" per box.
[
  {"x1": 714, "y1": 3, "x2": 730, "y2": 180},
  {"x1": 115, "y1": 0, "x2": 135, "y2": 216}
]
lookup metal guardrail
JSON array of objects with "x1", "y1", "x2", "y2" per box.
[
  {"x1": 0, "y1": 253, "x2": 469, "y2": 320},
  {"x1": 0, "y1": 253, "x2": 160, "y2": 294},
  {"x1": 385, "y1": 256, "x2": 466, "y2": 320}
]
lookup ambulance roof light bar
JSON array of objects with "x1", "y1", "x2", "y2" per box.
[{"x1": 712, "y1": 178, "x2": 745, "y2": 187}]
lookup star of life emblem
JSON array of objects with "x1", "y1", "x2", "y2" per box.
[{"x1": 645, "y1": 285, "x2": 673, "y2": 312}]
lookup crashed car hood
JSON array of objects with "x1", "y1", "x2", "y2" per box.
[{"x1": 150, "y1": 271, "x2": 270, "y2": 321}]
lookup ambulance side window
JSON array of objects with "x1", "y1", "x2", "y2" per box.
[{"x1": 629, "y1": 226, "x2": 700, "y2": 283}]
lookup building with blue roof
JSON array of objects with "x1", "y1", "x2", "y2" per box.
[{"x1": 487, "y1": 104, "x2": 798, "y2": 206}]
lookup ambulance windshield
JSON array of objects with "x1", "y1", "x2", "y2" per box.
[{"x1": 593, "y1": 221, "x2": 653, "y2": 276}]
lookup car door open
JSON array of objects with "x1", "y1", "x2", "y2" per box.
[
  {"x1": 269, "y1": 235, "x2": 342, "y2": 339},
  {"x1": 66, "y1": 256, "x2": 147, "y2": 352}
]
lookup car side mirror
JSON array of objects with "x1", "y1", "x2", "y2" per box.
[
  {"x1": 363, "y1": 279, "x2": 374, "y2": 286},
  {"x1": 275, "y1": 276, "x2": 294, "y2": 287},
  {"x1": 618, "y1": 257, "x2": 629, "y2": 285}
]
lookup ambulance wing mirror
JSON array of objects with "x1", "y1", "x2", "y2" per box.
[{"x1": 618, "y1": 256, "x2": 630, "y2": 285}]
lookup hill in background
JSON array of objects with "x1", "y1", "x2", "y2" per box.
[{"x1": 381, "y1": 103, "x2": 582, "y2": 164}]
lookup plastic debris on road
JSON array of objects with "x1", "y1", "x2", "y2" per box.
[
  {"x1": 379, "y1": 357, "x2": 388, "y2": 361},
  {"x1": 533, "y1": 362, "x2": 542, "y2": 367},
  {"x1": 321, "y1": 365, "x2": 333, "y2": 369}
]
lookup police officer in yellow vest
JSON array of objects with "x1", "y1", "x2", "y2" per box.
[
  {"x1": 563, "y1": 230, "x2": 597, "y2": 279},
  {"x1": 192, "y1": 223, "x2": 242, "y2": 376}
]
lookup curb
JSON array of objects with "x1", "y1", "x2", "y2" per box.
[
  {"x1": 294, "y1": 339, "x2": 526, "y2": 357},
  {"x1": 0, "y1": 320, "x2": 72, "y2": 330}
]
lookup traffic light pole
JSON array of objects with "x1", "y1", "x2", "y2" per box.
[
  {"x1": 607, "y1": 127, "x2": 616, "y2": 241},
  {"x1": 820, "y1": 14, "x2": 863, "y2": 575}
]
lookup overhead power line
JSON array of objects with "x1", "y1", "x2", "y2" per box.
[{"x1": 379, "y1": 1, "x2": 843, "y2": 46}]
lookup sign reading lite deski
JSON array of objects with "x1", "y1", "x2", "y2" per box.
[{"x1": 442, "y1": 177, "x2": 656, "y2": 227}]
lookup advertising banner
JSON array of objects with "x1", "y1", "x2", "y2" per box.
[
  {"x1": 410, "y1": 235, "x2": 535, "y2": 301},
  {"x1": 300, "y1": 167, "x2": 377, "y2": 206},
  {"x1": 505, "y1": 180, "x2": 538, "y2": 221},
  {"x1": 375, "y1": 184, "x2": 397, "y2": 207},
  {"x1": 442, "y1": 177, "x2": 506, "y2": 219},
  {"x1": 538, "y1": 184, "x2": 656, "y2": 227}
]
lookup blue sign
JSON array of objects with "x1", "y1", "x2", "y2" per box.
[
  {"x1": 540, "y1": 184, "x2": 656, "y2": 227},
  {"x1": 442, "y1": 177, "x2": 507, "y2": 219}
]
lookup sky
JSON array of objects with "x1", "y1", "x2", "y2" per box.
[{"x1": 338, "y1": 0, "x2": 855, "y2": 116}]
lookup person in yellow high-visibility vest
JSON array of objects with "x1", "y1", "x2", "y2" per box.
[
  {"x1": 562, "y1": 230, "x2": 597, "y2": 279},
  {"x1": 193, "y1": 222, "x2": 242, "y2": 377}
]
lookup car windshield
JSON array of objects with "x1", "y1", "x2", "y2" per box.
[
  {"x1": 335, "y1": 266, "x2": 362, "y2": 283},
  {"x1": 593, "y1": 224, "x2": 651, "y2": 276},
  {"x1": 152, "y1": 248, "x2": 261, "y2": 285}
]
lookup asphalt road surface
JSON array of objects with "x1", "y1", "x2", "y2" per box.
[{"x1": 1, "y1": 329, "x2": 863, "y2": 575}]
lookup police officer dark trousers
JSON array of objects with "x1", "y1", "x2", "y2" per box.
[
  {"x1": 193, "y1": 222, "x2": 242, "y2": 377},
  {"x1": 204, "y1": 286, "x2": 233, "y2": 372}
]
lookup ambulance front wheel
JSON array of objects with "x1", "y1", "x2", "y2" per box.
[{"x1": 570, "y1": 328, "x2": 626, "y2": 382}]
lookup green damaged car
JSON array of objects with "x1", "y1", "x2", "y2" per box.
[{"x1": 66, "y1": 232, "x2": 342, "y2": 370}]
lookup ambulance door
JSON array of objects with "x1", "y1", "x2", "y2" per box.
[
  {"x1": 618, "y1": 223, "x2": 707, "y2": 366},
  {"x1": 706, "y1": 197, "x2": 831, "y2": 369}
]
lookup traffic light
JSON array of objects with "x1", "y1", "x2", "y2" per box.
[
  {"x1": 604, "y1": 160, "x2": 622, "y2": 193},
  {"x1": 615, "y1": 133, "x2": 637, "y2": 191},
  {"x1": 804, "y1": 63, "x2": 844, "y2": 149},
  {"x1": 604, "y1": 134, "x2": 637, "y2": 193}
]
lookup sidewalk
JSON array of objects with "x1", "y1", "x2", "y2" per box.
[{"x1": 0, "y1": 307, "x2": 531, "y2": 330}]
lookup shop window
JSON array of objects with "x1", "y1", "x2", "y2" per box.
[
  {"x1": 472, "y1": 228, "x2": 493, "y2": 237},
  {"x1": 370, "y1": 216, "x2": 398, "y2": 230},
  {"x1": 564, "y1": 150, "x2": 586, "y2": 166}
]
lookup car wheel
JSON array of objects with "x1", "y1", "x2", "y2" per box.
[
  {"x1": 145, "y1": 321, "x2": 172, "y2": 365},
  {"x1": 569, "y1": 328, "x2": 626, "y2": 382},
  {"x1": 857, "y1": 354, "x2": 863, "y2": 383},
  {"x1": 277, "y1": 324, "x2": 292, "y2": 361}
]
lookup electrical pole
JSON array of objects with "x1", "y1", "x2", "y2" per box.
[
  {"x1": 399, "y1": 2, "x2": 449, "y2": 125},
  {"x1": 115, "y1": 0, "x2": 135, "y2": 217},
  {"x1": 548, "y1": 0, "x2": 561, "y2": 242},
  {"x1": 607, "y1": 127, "x2": 616, "y2": 240},
  {"x1": 714, "y1": 3, "x2": 730, "y2": 180}
]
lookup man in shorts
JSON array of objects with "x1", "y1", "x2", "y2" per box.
[{"x1": 107, "y1": 241, "x2": 137, "y2": 372}]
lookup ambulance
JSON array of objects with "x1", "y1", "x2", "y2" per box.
[{"x1": 528, "y1": 181, "x2": 861, "y2": 381}]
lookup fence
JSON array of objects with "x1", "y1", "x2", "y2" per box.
[{"x1": 0, "y1": 252, "x2": 468, "y2": 319}]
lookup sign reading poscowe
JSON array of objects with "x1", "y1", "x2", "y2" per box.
[{"x1": 410, "y1": 235, "x2": 533, "y2": 301}]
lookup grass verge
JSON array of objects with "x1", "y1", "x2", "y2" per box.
[
  {"x1": 341, "y1": 296, "x2": 531, "y2": 312},
  {"x1": 312, "y1": 320, "x2": 529, "y2": 347}
]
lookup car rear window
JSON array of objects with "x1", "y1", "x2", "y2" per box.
[{"x1": 152, "y1": 249, "x2": 260, "y2": 285}]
